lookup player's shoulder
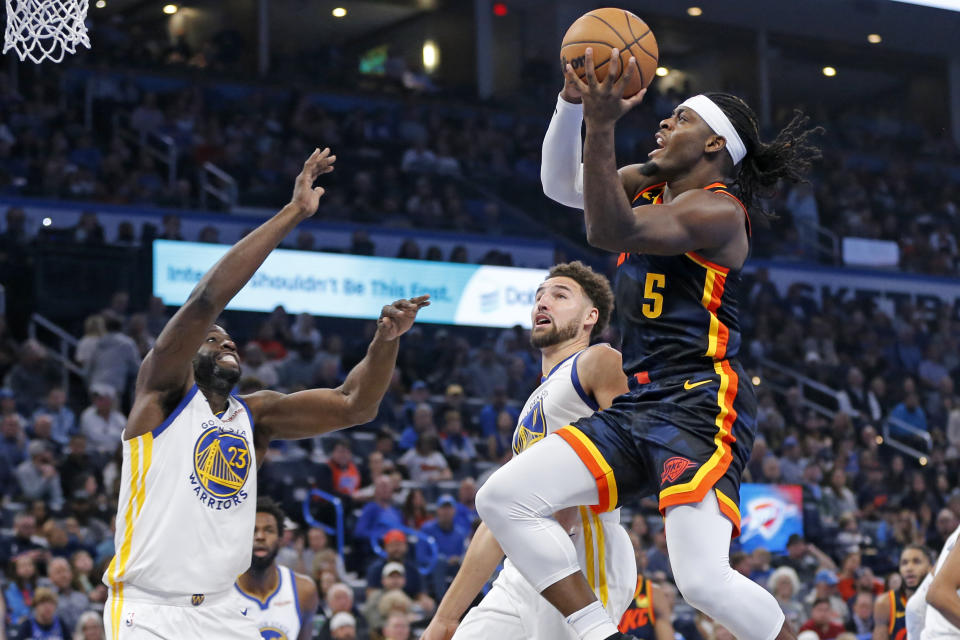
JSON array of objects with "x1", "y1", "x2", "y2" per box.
[
  {"x1": 292, "y1": 569, "x2": 319, "y2": 604},
  {"x1": 577, "y1": 344, "x2": 623, "y2": 372}
]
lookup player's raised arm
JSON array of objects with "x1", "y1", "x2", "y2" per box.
[
  {"x1": 125, "y1": 148, "x2": 335, "y2": 438},
  {"x1": 243, "y1": 296, "x2": 429, "y2": 455}
]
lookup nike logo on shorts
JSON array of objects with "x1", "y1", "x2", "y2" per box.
[{"x1": 683, "y1": 379, "x2": 711, "y2": 390}]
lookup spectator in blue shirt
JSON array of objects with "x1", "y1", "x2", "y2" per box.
[
  {"x1": 890, "y1": 391, "x2": 928, "y2": 435},
  {"x1": 398, "y1": 403, "x2": 436, "y2": 452},
  {"x1": 439, "y1": 409, "x2": 476, "y2": 474},
  {"x1": 421, "y1": 495, "x2": 470, "y2": 598},
  {"x1": 453, "y1": 478, "x2": 478, "y2": 531},
  {"x1": 354, "y1": 476, "x2": 403, "y2": 545},
  {"x1": 0, "y1": 413, "x2": 26, "y2": 468},
  {"x1": 478, "y1": 386, "x2": 518, "y2": 438},
  {"x1": 31, "y1": 387, "x2": 75, "y2": 446}
]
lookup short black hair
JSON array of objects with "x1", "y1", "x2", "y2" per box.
[
  {"x1": 256, "y1": 497, "x2": 286, "y2": 535},
  {"x1": 902, "y1": 543, "x2": 934, "y2": 564}
]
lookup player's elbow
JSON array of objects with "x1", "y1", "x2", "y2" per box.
[
  {"x1": 585, "y1": 223, "x2": 619, "y2": 251},
  {"x1": 344, "y1": 398, "x2": 379, "y2": 426}
]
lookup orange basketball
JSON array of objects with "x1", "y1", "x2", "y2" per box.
[{"x1": 560, "y1": 8, "x2": 659, "y2": 98}]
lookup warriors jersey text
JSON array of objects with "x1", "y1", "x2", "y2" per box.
[{"x1": 104, "y1": 385, "x2": 257, "y2": 595}]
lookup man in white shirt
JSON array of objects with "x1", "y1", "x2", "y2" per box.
[{"x1": 79, "y1": 383, "x2": 125, "y2": 454}]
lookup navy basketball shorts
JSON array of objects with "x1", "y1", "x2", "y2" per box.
[{"x1": 555, "y1": 359, "x2": 757, "y2": 536}]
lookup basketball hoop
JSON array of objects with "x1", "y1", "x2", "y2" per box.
[{"x1": 4, "y1": 0, "x2": 90, "y2": 64}]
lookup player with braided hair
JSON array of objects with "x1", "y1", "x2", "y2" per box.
[{"x1": 478, "y1": 48, "x2": 821, "y2": 640}]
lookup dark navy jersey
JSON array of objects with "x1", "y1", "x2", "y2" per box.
[
  {"x1": 615, "y1": 182, "x2": 751, "y2": 379},
  {"x1": 886, "y1": 589, "x2": 907, "y2": 640}
]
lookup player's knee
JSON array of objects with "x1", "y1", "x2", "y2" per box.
[{"x1": 673, "y1": 559, "x2": 730, "y2": 614}]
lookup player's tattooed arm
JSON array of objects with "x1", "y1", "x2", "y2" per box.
[{"x1": 245, "y1": 297, "x2": 429, "y2": 453}]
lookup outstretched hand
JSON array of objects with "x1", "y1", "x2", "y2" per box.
[
  {"x1": 290, "y1": 147, "x2": 336, "y2": 219},
  {"x1": 563, "y1": 47, "x2": 646, "y2": 126},
  {"x1": 377, "y1": 295, "x2": 431, "y2": 341}
]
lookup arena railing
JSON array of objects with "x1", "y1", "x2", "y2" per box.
[
  {"x1": 302, "y1": 488, "x2": 346, "y2": 560},
  {"x1": 756, "y1": 357, "x2": 930, "y2": 464},
  {"x1": 27, "y1": 313, "x2": 84, "y2": 394},
  {"x1": 111, "y1": 112, "x2": 178, "y2": 187},
  {"x1": 200, "y1": 162, "x2": 239, "y2": 211}
]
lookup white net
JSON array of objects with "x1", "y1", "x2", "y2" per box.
[{"x1": 4, "y1": 0, "x2": 90, "y2": 64}]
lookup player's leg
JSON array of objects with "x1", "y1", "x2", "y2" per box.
[
  {"x1": 476, "y1": 432, "x2": 626, "y2": 640},
  {"x1": 665, "y1": 491, "x2": 790, "y2": 640},
  {"x1": 453, "y1": 569, "x2": 538, "y2": 640}
]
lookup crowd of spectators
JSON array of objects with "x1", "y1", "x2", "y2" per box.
[
  {"x1": 2, "y1": 54, "x2": 959, "y2": 275},
  {"x1": 0, "y1": 261, "x2": 956, "y2": 638}
]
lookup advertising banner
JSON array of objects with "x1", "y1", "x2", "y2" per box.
[
  {"x1": 738, "y1": 483, "x2": 803, "y2": 554},
  {"x1": 153, "y1": 240, "x2": 549, "y2": 328}
]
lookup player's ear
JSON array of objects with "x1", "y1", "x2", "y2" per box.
[
  {"x1": 705, "y1": 135, "x2": 726, "y2": 154},
  {"x1": 585, "y1": 306, "x2": 599, "y2": 330}
]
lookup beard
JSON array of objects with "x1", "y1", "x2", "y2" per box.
[
  {"x1": 249, "y1": 544, "x2": 280, "y2": 572},
  {"x1": 530, "y1": 319, "x2": 581, "y2": 349},
  {"x1": 192, "y1": 352, "x2": 241, "y2": 395},
  {"x1": 639, "y1": 160, "x2": 660, "y2": 176}
]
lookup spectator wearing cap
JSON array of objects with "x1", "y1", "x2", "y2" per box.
[
  {"x1": 769, "y1": 566, "x2": 806, "y2": 631},
  {"x1": 439, "y1": 409, "x2": 476, "y2": 473},
  {"x1": 780, "y1": 436, "x2": 806, "y2": 484},
  {"x1": 79, "y1": 384, "x2": 125, "y2": 454},
  {"x1": 365, "y1": 530, "x2": 434, "y2": 611},
  {"x1": 804, "y1": 570, "x2": 850, "y2": 623},
  {"x1": 329, "y1": 611, "x2": 357, "y2": 640},
  {"x1": 401, "y1": 381, "x2": 431, "y2": 427},
  {"x1": 421, "y1": 495, "x2": 470, "y2": 596},
  {"x1": 83, "y1": 313, "x2": 140, "y2": 401},
  {"x1": 800, "y1": 597, "x2": 846, "y2": 640},
  {"x1": 31, "y1": 388, "x2": 75, "y2": 446},
  {"x1": 15, "y1": 441, "x2": 63, "y2": 511},
  {"x1": 354, "y1": 476, "x2": 403, "y2": 545},
  {"x1": 362, "y1": 562, "x2": 409, "y2": 631},
  {"x1": 327, "y1": 438, "x2": 361, "y2": 498}
]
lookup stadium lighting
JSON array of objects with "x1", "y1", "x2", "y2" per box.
[
  {"x1": 41, "y1": 217, "x2": 52, "y2": 227},
  {"x1": 751, "y1": 376, "x2": 761, "y2": 386},
  {"x1": 332, "y1": 7, "x2": 346, "y2": 18},
  {"x1": 867, "y1": 33, "x2": 882, "y2": 43},
  {"x1": 686, "y1": 6, "x2": 703, "y2": 16},
  {"x1": 656, "y1": 66, "x2": 669, "y2": 77},
  {"x1": 422, "y1": 41, "x2": 439, "y2": 72},
  {"x1": 95, "y1": 0, "x2": 105, "y2": 7},
  {"x1": 162, "y1": 4, "x2": 178, "y2": 14},
  {"x1": 919, "y1": 456, "x2": 929, "y2": 466},
  {"x1": 822, "y1": 66, "x2": 837, "y2": 77},
  {"x1": 875, "y1": 435, "x2": 884, "y2": 445}
]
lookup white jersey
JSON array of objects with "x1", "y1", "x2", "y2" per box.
[
  {"x1": 507, "y1": 349, "x2": 629, "y2": 610},
  {"x1": 236, "y1": 566, "x2": 303, "y2": 640},
  {"x1": 922, "y1": 524, "x2": 960, "y2": 640},
  {"x1": 105, "y1": 385, "x2": 257, "y2": 595}
]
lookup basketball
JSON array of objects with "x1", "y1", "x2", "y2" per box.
[{"x1": 560, "y1": 8, "x2": 659, "y2": 98}]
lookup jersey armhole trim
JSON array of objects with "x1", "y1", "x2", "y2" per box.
[
  {"x1": 289, "y1": 567, "x2": 304, "y2": 629},
  {"x1": 151, "y1": 384, "x2": 199, "y2": 438},
  {"x1": 571, "y1": 352, "x2": 600, "y2": 411}
]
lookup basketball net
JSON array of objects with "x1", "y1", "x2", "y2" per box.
[{"x1": 4, "y1": 0, "x2": 90, "y2": 64}]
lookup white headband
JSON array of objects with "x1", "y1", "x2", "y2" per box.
[{"x1": 679, "y1": 95, "x2": 747, "y2": 166}]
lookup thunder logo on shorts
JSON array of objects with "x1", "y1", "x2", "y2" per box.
[{"x1": 190, "y1": 427, "x2": 251, "y2": 509}]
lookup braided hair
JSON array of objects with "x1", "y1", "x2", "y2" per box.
[{"x1": 704, "y1": 92, "x2": 823, "y2": 222}]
